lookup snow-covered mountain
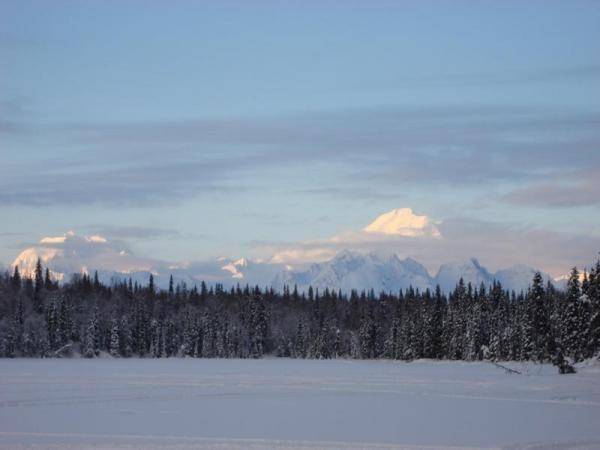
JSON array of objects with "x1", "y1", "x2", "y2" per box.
[
  {"x1": 434, "y1": 258, "x2": 492, "y2": 293},
  {"x1": 11, "y1": 231, "x2": 156, "y2": 282},
  {"x1": 495, "y1": 264, "x2": 556, "y2": 292},
  {"x1": 11, "y1": 231, "x2": 555, "y2": 294},
  {"x1": 433, "y1": 260, "x2": 557, "y2": 293},
  {"x1": 274, "y1": 252, "x2": 554, "y2": 294},
  {"x1": 10, "y1": 232, "x2": 287, "y2": 289},
  {"x1": 273, "y1": 250, "x2": 432, "y2": 293}
]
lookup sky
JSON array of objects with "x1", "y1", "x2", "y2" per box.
[{"x1": 1, "y1": 0, "x2": 599, "y2": 276}]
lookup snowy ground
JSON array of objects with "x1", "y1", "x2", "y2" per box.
[{"x1": 0, "y1": 359, "x2": 599, "y2": 450}]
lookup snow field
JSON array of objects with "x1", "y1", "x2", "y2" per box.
[{"x1": 0, "y1": 358, "x2": 599, "y2": 449}]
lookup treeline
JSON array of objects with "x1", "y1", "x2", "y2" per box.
[{"x1": 1, "y1": 259, "x2": 599, "y2": 365}]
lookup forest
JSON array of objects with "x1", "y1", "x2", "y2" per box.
[{"x1": 1, "y1": 260, "x2": 599, "y2": 368}]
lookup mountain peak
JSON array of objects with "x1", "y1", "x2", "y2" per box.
[
  {"x1": 334, "y1": 249, "x2": 363, "y2": 260},
  {"x1": 470, "y1": 257, "x2": 482, "y2": 269},
  {"x1": 363, "y1": 208, "x2": 441, "y2": 238}
]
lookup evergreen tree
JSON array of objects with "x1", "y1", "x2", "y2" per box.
[
  {"x1": 294, "y1": 319, "x2": 306, "y2": 358},
  {"x1": 34, "y1": 258, "x2": 44, "y2": 294},
  {"x1": 44, "y1": 268, "x2": 53, "y2": 290},
  {"x1": 385, "y1": 317, "x2": 402, "y2": 359},
  {"x1": 562, "y1": 268, "x2": 585, "y2": 361},
  {"x1": 11, "y1": 265, "x2": 21, "y2": 291},
  {"x1": 148, "y1": 274, "x2": 155, "y2": 295},
  {"x1": 528, "y1": 272, "x2": 551, "y2": 361},
  {"x1": 110, "y1": 318, "x2": 120, "y2": 357},
  {"x1": 0, "y1": 260, "x2": 598, "y2": 364},
  {"x1": 93, "y1": 271, "x2": 100, "y2": 291},
  {"x1": 84, "y1": 312, "x2": 99, "y2": 358},
  {"x1": 586, "y1": 261, "x2": 600, "y2": 358},
  {"x1": 119, "y1": 316, "x2": 132, "y2": 357}
]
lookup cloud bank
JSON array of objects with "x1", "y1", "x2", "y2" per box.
[
  {"x1": 261, "y1": 208, "x2": 600, "y2": 277},
  {"x1": 9, "y1": 206, "x2": 600, "y2": 283},
  {"x1": 12, "y1": 231, "x2": 160, "y2": 280},
  {"x1": 1, "y1": 106, "x2": 599, "y2": 208}
]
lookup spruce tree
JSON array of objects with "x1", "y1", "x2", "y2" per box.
[
  {"x1": 84, "y1": 314, "x2": 99, "y2": 358},
  {"x1": 585, "y1": 261, "x2": 600, "y2": 358},
  {"x1": 0, "y1": 255, "x2": 598, "y2": 362},
  {"x1": 294, "y1": 319, "x2": 306, "y2": 358},
  {"x1": 562, "y1": 268, "x2": 584, "y2": 361},
  {"x1": 93, "y1": 271, "x2": 100, "y2": 291},
  {"x1": 148, "y1": 274, "x2": 155, "y2": 296},
  {"x1": 11, "y1": 265, "x2": 21, "y2": 291},
  {"x1": 44, "y1": 268, "x2": 52, "y2": 290},
  {"x1": 528, "y1": 273, "x2": 550, "y2": 360},
  {"x1": 385, "y1": 317, "x2": 402, "y2": 359},
  {"x1": 34, "y1": 258, "x2": 44, "y2": 294},
  {"x1": 109, "y1": 318, "x2": 120, "y2": 357}
]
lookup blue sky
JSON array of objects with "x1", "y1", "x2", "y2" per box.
[{"x1": 1, "y1": 0, "x2": 599, "y2": 274}]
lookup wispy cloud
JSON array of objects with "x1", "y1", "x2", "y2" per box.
[
  {"x1": 1, "y1": 105, "x2": 598, "y2": 206},
  {"x1": 0, "y1": 231, "x2": 29, "y2": 238},
  {"x1": 503, "y1": 169, "x2": 600, "y2": 208},
  {"x1": 83, "y1": 224, "x2": 184, "y2": 240},
  {"x1": 0, "y1": 159, "x2": 242, "y2": 206}
]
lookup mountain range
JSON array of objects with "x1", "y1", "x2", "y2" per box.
[
  {"x1": 272, "y1": 250, "x2": 556, "y2": 293},
  {"x1": 9, "y1": 232, "x2": 558, "y2": 294}
]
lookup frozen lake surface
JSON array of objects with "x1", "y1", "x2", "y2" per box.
[{"x1": 1, "y1": 358, "x2": 599, "y2": 449}]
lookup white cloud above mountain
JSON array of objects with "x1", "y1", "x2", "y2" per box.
[
  {"x1": 13, "y1": 231, "x2": 159, "y2": 280},
  {"x1": 8, "y1": 207, "x2": 599, "y2": 288},
  {"x1": 268, "y1": 208, "x2": 442, "y2": 265},
  {"x1": 363, "y1": 208, "x2": 441, "y2": 238},
  {"x1": 260, "y1": 208, "x2": 600, "y2": 277}
]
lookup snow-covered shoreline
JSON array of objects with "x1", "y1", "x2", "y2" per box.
[{"x1": 1, "y1": 358, "x2": 599, "y2": 449}]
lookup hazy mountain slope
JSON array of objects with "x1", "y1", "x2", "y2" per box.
[
  {"x1": 434, "y1": 258, "x2": 493, "y2": 293},
  {"x1": 12, "y1": 232, "x2": 557, "y2": 293}
]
